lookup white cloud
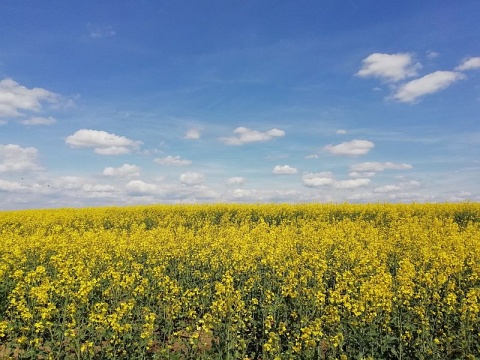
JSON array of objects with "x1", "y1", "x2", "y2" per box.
[
  {"x1": 103, "y1": 164, "x2": 140, "y2": 177},
  {"x1": 82, "y1": 183, "x2": 116, "y2": 192},
  {"x1": 302, "y1": 172, "x2": 335, "y2": 187},
  {"x1": 324, "y1": 140, "x2": 374, "y2": 156},
  {"x1": 225, "y1": 177, "x2": 246, "y2": 186},
  {"x1": 125, "y1": 180, "x2": 160, "y2": 195},
  {"x1": 227, "y1": 188, "x2": 322, "y2": 203},
  {"x1": 179, "y1": 172, "x2": 205, "y2": 186},
  {"x1": 154, "y1": 155, "x2": 192, "y2": 166},
  {"x1": 350, "y1": 161, "x2": 412, "y2": 173},
  {"x1": 20, "y1": 116, "x2": 56, "y2": 125},
  {"x1": 0, "y1": 179, "x2": 26, "y2": 192},
  {"x1": 347, "y1": 192, "x2": 376, "y2": 201},
  {"x1": 334, "y1": 178, "x2": 371, "y2": 190},
  {"x1": 51, "y1": 176, "x2": 86, "y2": 190},
  {"x1": 304, "y1": 154, "x2": 318, "y2": 159},
  {"x1": 125, "y1": 178, "x2": 219, "y2": 201},
  {"x1": 348, "y1": 171, "x2": 376, "y2": 178},
  {"x1": 45, "y1": 176, "x2": 118, "y2": 199},
  {"x1": 0, "y1": 179, "x2": 52, "y2": 195},
  {"x1": 0, "y1": 144, "x2": 42, "y2": 173},
  {"x1": 336, "y1": 129, "x2": 347, "y2": 135},
  {"x1": 94, "y1": 147, "x2": 132, "y2": 156},
  {"x1": 356, "y1": 53, "x2": 421, "y2": 82},
  {"x1": 302, "y1": 172, "x2": 370, "y2": 189},
  {"x1": 387, "y1": 192, "x2": 425, "y2": 201},
  {"x1": 273, "y1": 165, "x2": 298, "y2": 175},
  {"x1": 221, "y1": 127, "x2": 285, "y2": 145},
  {"x1": 230, "y1": 188, "x2": 258, "y2": 199},
  {"x1": 184, "y1": 128, "x2": 201, "y2": 139},
  {"x1": 455, "y1": 57, "x2": 480, "y2": 71},
  {"x1": 374, "y1": 184, "x2": 402, "y2": 193},
  {"x1": 65, "y1": 129, "x2": 142, "y2": 155},
  {"x1": 374, "y1": 180, "x2": 420, "y2": 193},
  {"x1": 393, "y1": 71, "x2": 465, "y2": 103},
  {"x1": 0, "y1": 78, "x2": 59, "y2": 118},
  {"x1": 427, "y1": 51, "x2": 440, "y2": 59}
]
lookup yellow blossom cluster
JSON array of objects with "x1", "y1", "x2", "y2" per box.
[{"x1": 0, "y1": 203, "x2": 479, "y2": 359}]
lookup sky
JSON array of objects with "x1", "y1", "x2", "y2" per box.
[{"x1": 1, "y1": 0, "x2": 479, "y2": 209}]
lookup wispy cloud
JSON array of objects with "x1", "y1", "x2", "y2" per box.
[
  {"x1": 19, "y1": 116, "x2": 57, "y2": 125},
  {"x1": 349, "y1": 162, "x2": 412, "y2": 175},
  {"x1": 87, "y1": 24, "x2": 116, "y2": 39},
  {"x1": 184, "y1": 128, "x2": 201, "y2": 139},
  {"x1": 66, "y1": 129, "x2": 143, "y2": 155},
  {"x1": 220, "y1": 127, "x2": 285, "y2": 145},
  {"x1": 154, "y1": 156, "x2": 192, "y2": 166}
]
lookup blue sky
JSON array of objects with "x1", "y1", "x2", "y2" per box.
[{"x1": 1, "y1": 0, "x2": 479, "y2": 209}]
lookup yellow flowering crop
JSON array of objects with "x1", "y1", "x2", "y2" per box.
[{"x1": 0, "y1": 203, "x2": 479, "y2": 359}]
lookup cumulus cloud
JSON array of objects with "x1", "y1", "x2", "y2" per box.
[
  {"x1": 304, "y1": 154, "x2": 318, "y2": 159},
  {"x1": 324, "y1": 140, "x2": 374, "y2": 156},
  {"x1": 455, "y1": 57, "x2": 480, "y2": 71},
  {"x1": 302, "y1": 172, "x2": 370, "y2": 189},
  {"x1": 179, "y1": 172, "x2": 205, "y2": 186},
  {"x1": 392, "y1": 71, "x2": 465, "y2": 103},
  {"x1": 356, "y1": 53, "x2": 421, "y2": 82},
  {"x1": 19, "y1": 116, "x2": 56, "y2": 125},
  {"x1": 184, "y1": 129, "x2": 201, "y2": 139},
  {"x1": 302, "y1": 172, "x2": 335, "y2": 187},
  {"x1": 225, "y1": 177, "x2": 246, "y2": 186},
  {"x1": 0, "y1": 144, "x2": 42, "y2": 173},
  {"x1": 336, "y1": 129, "x2": 347, "y2": 135},
  {"x1": 103, "y1": 164, "x2": 140, "y2": 177},
  {"x1": 154, "y1": 156, "x2": 192, "y2": 166},
  {"x1": 221, "y1": 127, "x2": 285, "y2": 145},
  {"x1": 65, "y1": 129, "x2": 142, "y2": 155},
  {"x1": 0, "y1": 78, "x2": 59, "y2": 118},
  {"x1": 273, "y1": 165, "x2": 298, "y2": 175},
  {"x1": 125, "y1": 180, "x2": 160, "y2": 195},
  {"x1": 230, "y1": 188, "x2": 258, "y2": 199}
]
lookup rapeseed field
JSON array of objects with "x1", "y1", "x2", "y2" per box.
[{"x1": 0, "y1": 203, "x2": 479, "y2": 359}]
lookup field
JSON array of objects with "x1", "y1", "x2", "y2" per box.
[{"x1": 0, "y1": 203, "x2": 479, "y2": 359}]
